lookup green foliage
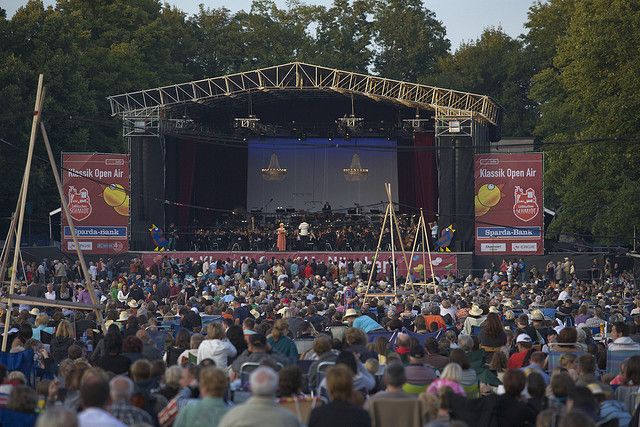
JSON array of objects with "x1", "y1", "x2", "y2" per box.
[
  {"x1": 1, "y1": 0, "x2": 638, "y2": 246},
  {"x1": 527, "y1": 0, "x2": 640, "y2": 244},
  {"x1": 432, "y1": 28, "x2": 537, "y2": 137},
  {"x1": 372, "y1": 0, "x2": 450, "y2": 81}
]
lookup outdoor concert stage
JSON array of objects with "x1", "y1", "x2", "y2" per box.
[{"x1": 107, "y1": 62, "x2": 503, "y2": 254}]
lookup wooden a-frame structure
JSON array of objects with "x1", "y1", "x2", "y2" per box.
[
  {"x1": 405, "y1": 209, "x2": 437, "y2": 293},
  {"x1": 362, "y1": 183, "x2": 414, "y2": 301},
  {"x1": 0, "y1": 75, "x2": 104, "y2": 351}
]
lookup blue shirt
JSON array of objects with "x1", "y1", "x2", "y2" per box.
[
  {"x1": 353, "y1": 315, "x2": 383, "y2": 333},
  {"x1": 522, "y1": 363, "x2": 550, "y2": 385}
]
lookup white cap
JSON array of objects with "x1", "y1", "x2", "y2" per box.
[{"x1": 516, "y1": 333, "x2": 532, "y2": 344}]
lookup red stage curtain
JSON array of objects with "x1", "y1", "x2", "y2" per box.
[
  {"x1": 177, "y1": 141, "x2": 197, "y2": 226},
  {"x1": 413, "y1": 132, "x2": 438, "y2": 220}
]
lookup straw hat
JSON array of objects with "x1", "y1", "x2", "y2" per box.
[
  {"x1": 530, "y1": 309, "x2": 545, "y2": 321},
  {"x1": 469, "y1": 305, "x2": 483, "y2": 316},
  {"x1": 127, "y1": 300, "x2": 139, "y2": 309},
  {"x1": 343, "y1": 308, "x2": 359, "y2": 318},
  {"x1": 29, "y1": 308, "x2": 40, "y2": 316},
  {"x1": 118, "y1": 311, "x2": 129, "y2": 322}
]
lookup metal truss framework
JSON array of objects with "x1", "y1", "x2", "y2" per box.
[{"x1": 108, "y1": 62, "x2": 501, "y2": 130}]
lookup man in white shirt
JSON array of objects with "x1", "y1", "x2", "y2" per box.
[
  {"x1": 298, "y1": 220, "x2": 310, "y2": 246},
  {"x1": 558, "y1": 286, "x2": 571, "y2": 302},
  {"x1": 45, "y1": 283, "x2": 56, "y2": 300},
  {"x1": 609, "y1": 322, "x2": 640, "y2": 351},
  {"x1": 78, "y1": 372, "x2": 126, "y2": 427}
]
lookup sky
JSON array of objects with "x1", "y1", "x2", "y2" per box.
[{"x1": 3, "y1": 0, "x2": 538, "y2": 51}]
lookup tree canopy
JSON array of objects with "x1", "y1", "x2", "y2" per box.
[{"x1": 0, "y1": 0, "x2": 638, "y2": 246}]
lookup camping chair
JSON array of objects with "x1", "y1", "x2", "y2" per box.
[
  {"x1": 0, "y1": 349, "x2": 35, "y2": 385},
  {"x1": 366, "y1": 398, "x2": 427, "y2": 427},
  {"x1": 279, "y1": 397, "x2": 323, "y2": 426},
  {"x1": 606, "y1": 349, "x2": 638, "y2": 376},
  {"x1": 402, "y1": 383, "x2": 428, "y2": 396},
  {"x1": 294, "y1": 338, "x2": 315, "y2": 355},
  {"x1": 614, "y1": 385, "x2": 640, "y2": 413},
  {"x1": 315, "y1": 361, "x2": 335, "y2": 389},
  {"x1": 470, "y1": 325, "x2": 482, "y2": 337},
  {"x1": 546, "y1": 350, "x2": 585, "y2": 372},
  {"x1": 0, "y1": 408, "x2": 37, "y2": 427},
  {"x1": 328, "y1": 325, "x2": 347, "y2": 342},
  {"x1": 239, "y1": 362, "x2": 261, "y2": 389}
]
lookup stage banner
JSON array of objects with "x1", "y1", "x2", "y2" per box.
[
  {"x1": 141, "y1": 251, "x2": 458, "y2": 278},
  {"x1": 474, "y1": 153, "x2": 544, "y2": 255},
  {"x1": 61, "y1": 153, "x2": 130, "y2": 254}
]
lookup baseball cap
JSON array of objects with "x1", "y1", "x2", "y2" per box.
[{"x1": 516, "y1": 333, "x2": 532, "y2": 344}]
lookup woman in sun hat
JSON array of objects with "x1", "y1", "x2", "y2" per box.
[{"x1": 462, "y1": 304, "x2": 486, "y2": 335}]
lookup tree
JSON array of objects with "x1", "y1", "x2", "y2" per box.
[
  {"x1": 311, "y1": 0, "x2": 374, "y2": 72},
  {"x1": 372, "y1": 0, "x2": 450, "y2": 82},
  {"x1": 528, "y1": 0, "x2": 640, "y2": 244},
  {"x1": 433, "y1": 28, "x2": 537, "y2": 136}
]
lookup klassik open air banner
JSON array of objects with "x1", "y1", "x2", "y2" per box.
[
  {"x1": 61, "y1": 153, "x2": 130, "y2": 254},
  {"x1": 474, "y1": 153, "x2": 544, "y2": 256}
]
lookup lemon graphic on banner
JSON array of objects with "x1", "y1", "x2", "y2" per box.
[
  {"x1": 103, "y1": 184, "x2": 130, "y2": 217},
  {"x1": 475, "y1": 183, "x2": 503, "y2": 216}
]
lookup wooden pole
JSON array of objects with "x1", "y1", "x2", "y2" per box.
[
  {"x1": 2, "y1": 74, "x2": 44, "y2": 351},
  {"x1": 40, "y1": 122, "x2": 105, "y2": 332},
  {"x1": 364, "y1": 203, "x2": 389, "y2": 300}
]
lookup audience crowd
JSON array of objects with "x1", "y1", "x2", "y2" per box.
[{"x1": 0, "y1": 253, "x2": 637, "y2": 427}]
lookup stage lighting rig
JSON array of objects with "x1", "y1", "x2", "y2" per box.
[
  {"x1": 234, "y1": 114, "x2": 262, "y2": 131},
  {"x1": 402, "y1": 110, "x2": 430, "y2": 132}
]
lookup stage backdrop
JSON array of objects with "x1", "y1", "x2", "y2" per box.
[
  {"x1": 61, "y1": 153, "x2": 130, "y2": 254},
  {"x1": 246, "y1": 138, "x2": 398, "y2": 212},
  {"x1": 141, "y1": 251, "x2": 457, "y2": 278},
  {"x1": 474, "y1": 153, "x2": 544, "y2": 255}
]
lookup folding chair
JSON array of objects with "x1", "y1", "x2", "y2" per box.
[
  {"x1": 546, "y1": 350, "x2": 585, "y2": 372},
  {"x1": 240, "y1": 362, "x2": 261, "y2": 389},
  {"x1": 294, "y1": 338, "x2": 315, "y2": 355},
  {"x1": 315, "y1": 361, "x2": 335, "y2": 389},
  {"x1": 606, "y1": 349, "x2": 637, "y2": 376}
]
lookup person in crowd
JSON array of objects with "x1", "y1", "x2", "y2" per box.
[
  {"x1": 218, "y1": 367, "x2": 299, "y2": 427},
  {"x1": 364, "y1": 362, "x2": 413, "y2": 403},
  {"x1": 479, "y1": 312, "x2": 507, "y2": 351},
  {"x1": 495, "y1": 369, "x2": 537, "y2": 427},
  {"x1": 50, "y1": 320, "x2": 75, "y2": 364},
  {"x1": 427, "y1": 363, "x2": 466, "y2": 397},
  {"x1": 343, "y1": 308, "x2": 384, "y2": 333},
  {"x1": 424, "y1": 337, "x2": 449, "y2": 370},
  {"x1": 317, "y1": 351, "x2": 375, "y2": 399},
  {"x1": 308, "y1": 335, "x2": 338, "y2": 388},
  {"x1": 608, "y1": 322, "x2": 640, "y2": 351},
  {"x1": 174, "y1": 367, "x2": 229, "y2": 427},
  {"x1": 267, "y1": 319, "x2": 299, "y2": 362},
  {"x1": 508, "y1": 334, "x2": 534, "y2": 369},
  {"x1": 108, "y1": 376, "x2": 154, "y2": 425},
  {"x1": 462, "y1": 305, "x2": 486, "y2": 335},
  {"x1": 77, "y1": 369, "x2": 126, "y2": 427},
  {"x1": 309, "y1": 364, "x2": 371, "y2": 427},
  {"x1": 35, "y1": 407, "x2": 78, "y2": 427},
  {"x1": 404, "y1": 344, "x2": 437, "y2": 388},
  {"x1": 522, "y1": 351, "x2": 550, "y2": 385},
  {"x1": 165, "y1": 329, "x2": 191, "y2": 366},
  {"x1": 197, "y1": 322, "x2": 237, "y2": 368}
]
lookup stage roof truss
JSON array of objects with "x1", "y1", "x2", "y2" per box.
[{"x1": 108, "y1": 62, "x2": 500, "y2": 126}]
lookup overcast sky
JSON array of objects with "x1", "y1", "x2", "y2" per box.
[{"x1": 3, "y1": 0, "x2": 538, "y2": 50}]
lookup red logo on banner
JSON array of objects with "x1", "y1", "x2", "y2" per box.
[
  {"x1": 67, "y1": 186, "x2": 92, "y2": 221},
  {"x1": 513, "y1": 186, "x2": 539, "y2": 222}
]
